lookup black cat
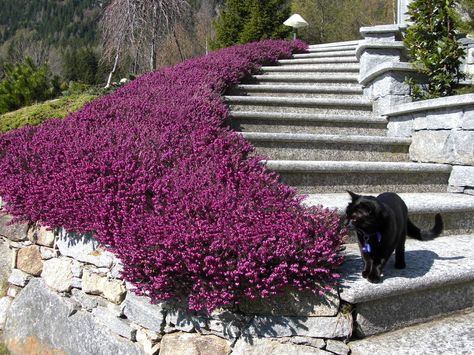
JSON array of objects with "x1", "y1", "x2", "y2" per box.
[{"x1": 345, "y1": 191, "x2": 443, "y2": 283}]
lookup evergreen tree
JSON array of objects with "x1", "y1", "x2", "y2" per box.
[
  {"x1": 459, "y1": 0, "x2": 474, "y2": 34},
  {"x1": 404, "y1": 0, "x2": 465, "y2": 98},
  {"x1": 62, "y1": 48, "x2": 100, "y2": 84},
  {"x1": 0, "y1": 58, "x2": 60, "y2": 114},
  {"x1": 211, "y1": 0, "x2": 291, "y2": 49}
]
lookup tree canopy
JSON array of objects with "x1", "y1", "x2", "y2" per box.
[{"x1": 211, "y1": 0, "x2": 292, "y2": 49}]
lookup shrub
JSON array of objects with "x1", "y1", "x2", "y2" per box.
[
  {"x1": 0, "y1": 58, "x2": 61, "y2": 114},
  {"x1": 0, "y1": 40, "x2": 344, "y2": 311},
  {"x1": 404, "y1": 0, "x2": 465, "y2": 99},
  {"x1": 459, "y1": 0, "x2": 474, "y2": 34},
  {"x1": 0, "y1": 94, "x2": 97, "y2": 133}
]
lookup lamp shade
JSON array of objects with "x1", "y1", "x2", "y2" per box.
[{"x1": 283, "y1": 14, "x2": 309, "y2": 29}]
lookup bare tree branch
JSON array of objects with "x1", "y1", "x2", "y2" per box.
[{"x1": 99, "y1": 0, "x2": 190, "y2": 82}]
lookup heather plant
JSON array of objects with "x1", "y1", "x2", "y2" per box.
[{"x1": 0, "y1": 40, "x2": 345, "y2": 311}]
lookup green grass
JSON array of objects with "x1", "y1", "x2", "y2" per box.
[
  {"x1": 0, "y1": 278, "x2": 7, "y2": 298},
  {"x1": 455, "y1": 85, "x2": 474, "y2": 95},
  {"x1": 0, "y1": 94, "x2": 97, "y2": 133},
  {"x1": 0, "y1": 342, "x2": 9, "y2": 355}
]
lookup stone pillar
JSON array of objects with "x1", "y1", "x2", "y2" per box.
[
  {"x1": 398, "y1": 0, "x2": 412, "y2": 26},
  {"x1": 357, "y1": 25, "x2": 421, "y2": 115}
]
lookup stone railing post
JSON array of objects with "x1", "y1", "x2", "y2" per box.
[
  {"x1": 397, "y1": 0, "x2": 413, "y2": 26},
  {"x1": 357, "y1": 24, "x2": 426, "y2": 116}
]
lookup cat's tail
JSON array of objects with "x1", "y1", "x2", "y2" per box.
[{"x1": 407, "y1": 213, "x2": 443, "y2": 241}]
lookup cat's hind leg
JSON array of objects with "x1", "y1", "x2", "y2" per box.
[{"x1": 395, "y1": 242, "x2": 406, "y2": 269}]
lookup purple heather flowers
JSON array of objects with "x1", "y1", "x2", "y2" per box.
[{"x1": 0, "y1": 40, "x2": 344, "y2": 311}]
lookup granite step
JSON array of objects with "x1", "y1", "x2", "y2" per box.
[
  {"x1": 228, "y1": 84, "x2": 364, "y2": 99},
  {"x1": 289, "y1": 49, "x2": 358, "y2": 62},
  {"x1": 261, "y1": 64, "x2": 360, "y2": 73},
  {"x1": 308, "y1": 40, "x2": 361, "y2": 48},
  {"x1": 242, "y1": 133, "x2": 411, "y2": 162},
  {"x1": 265, "y1": 160, "x2": 452, "y2": 194},
  {"x1": 307, "y1": 46, "x2": 358, "y2": 54},
  {"x1": 307, "y1": 44, "x2": 359, "y2": 53},
  {"x1": 349, "y1": 309, "x2": 474, "y2": 354},
  {"x1": 225, "y1": 96, "x2": 372, "y2": 115},
  {"x1": 337, "y1": 234, "x2": 474, "y2": 337},
  {"x1": 303, "y1": 192, "x2": 474, "y2": 236},
  {"x1": 279, "y1": 56, "x2": 358, "y2": 64},
  {"x1": 251, "y1": 73, "x2": 359, "y2": 85},
  {"x1": 230, "y1": 111, "x2": 387, "y2": 136}
]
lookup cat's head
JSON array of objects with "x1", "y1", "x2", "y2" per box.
[{"x1": 345, "y1": 191, "x2": 386, "y2": 233}]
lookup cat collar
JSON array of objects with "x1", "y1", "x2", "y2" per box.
[{"x1": 360, "y1": 231, "x2": 382, "y2": 254}]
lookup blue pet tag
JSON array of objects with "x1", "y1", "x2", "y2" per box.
[{"x1": 362, "y1": 243, "x2": 371, "y2": 253}]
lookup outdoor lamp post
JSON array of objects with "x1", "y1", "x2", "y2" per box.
[{"x1": 283, "y1": 14, "x2": 309, "y2": 40}]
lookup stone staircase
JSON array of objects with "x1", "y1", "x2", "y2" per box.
[{"x1": 225, "y1": 40, "x2": 474, "y2": 351}]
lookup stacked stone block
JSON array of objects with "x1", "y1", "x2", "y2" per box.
[{"x1": 0, "y1": 213, "x2": 353, "y2": 355}]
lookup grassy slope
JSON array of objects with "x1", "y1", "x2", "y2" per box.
[{"x1": 0, "y1": 94, "x2": 96, "y2": 133}]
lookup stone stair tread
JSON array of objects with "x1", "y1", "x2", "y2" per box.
[
  {"x1": 229, "y1": 111, "x2": 384, "y2": 123},
  {"x1": 279, "y1": 57, "x2": 358, "y2": 64},
  {"x1": 224, "y1": 96, "x2": 372, "y2": 107},
  {"x1": 303, "y1": 192, "x2": 474, "y2": 213},
  {"x1": 308, "y1": 43, "x2": 359, "y2": 53},
  {"x1": 307, "y1": 46, "x2": 358, "y2": 53},
  {"x1": 349, "y1": 308, "x2": 474, "y2": 355},
  {"x1": 308, "y1": 40, "x2": 361, "y2": 48},
  {"x1": 265, "y1": 160, "x2": 452, "y2": 173},
  {"x1": 262, "y1": 64, "x2": 360, "y2": 71},
  {"x1": 233, "y1": 84, "x2": 363, "y2": 94},
  {"x1": 252, "y1": 74, "x2": 359, "y2": 82},
  {"x1": 337, "y1": 234, "x2": 474, "y2": 304},
  {"x1": 241, "y1": 132, "x2": 410, "y2": 146},
  {"x1": 292, "y1": 51, "x2": 356, "y2": 59}
]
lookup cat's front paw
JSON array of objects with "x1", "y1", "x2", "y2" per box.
[
  {"x1": 368, "y1": 275, "x2": 382, "y2": 283},
  {"x1": 362, "y1": 270, "x2": 369, "y2": 278}
]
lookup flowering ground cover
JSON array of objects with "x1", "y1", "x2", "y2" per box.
[{"x1": 0, "y1": 40, "x2": 345, "y2": 311}]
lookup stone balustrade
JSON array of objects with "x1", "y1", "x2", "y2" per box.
[{"x1": 385, "y1": 94, "x2": 474, "y2": 195}]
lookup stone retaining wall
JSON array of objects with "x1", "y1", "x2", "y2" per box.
[
  {"x1": 0, "y1": 214, "x2": 353, "y2": 355},
  {"x1": 385, "y1": 94, "x2": 474, "y2": 195}
]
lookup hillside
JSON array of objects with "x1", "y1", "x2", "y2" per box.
[{"x1": 0, "y1": 0, "x2": 101, "y2": 47}]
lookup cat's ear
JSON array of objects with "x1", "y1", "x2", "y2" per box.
[{"x1": 347, "y1": 190, "x2": 360, "y2": 201}]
